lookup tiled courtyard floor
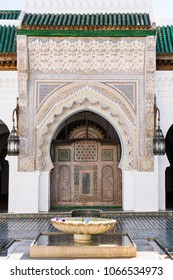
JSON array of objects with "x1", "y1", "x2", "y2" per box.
[{"x1": 0, "y1": 213, "x2": 173, "y2": 260}]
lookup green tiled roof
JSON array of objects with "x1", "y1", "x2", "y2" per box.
[
  {"x1": 22, "y1": 13, "x2": 151, "y2": 29},
  {"x1": 0, "y1": 25, "x2": 16, "y2": 53},
  {"x1": 157, "y1": 26, "x2": 173, "y2": 54},
  {"x1": 1, "y1": 21, "x2": 173, "y2": 57},
  {"x1": 0, "y1": 10, "x2": 20, "y2": 20}
]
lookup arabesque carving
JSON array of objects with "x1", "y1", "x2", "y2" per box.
[
  {"x1": 28, "y1": 38, "x2": 145, "y2": 74},
  {"x1": 19, "y1": 156, "x2": 33, "y2": 172}
]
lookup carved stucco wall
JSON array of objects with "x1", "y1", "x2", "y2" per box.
[
  {"x1": 28, "y1": 38, "x2": 145, "y2": 74},
  {"x1": 17, "y1": 35, "x2": 156, "y2": 173}
]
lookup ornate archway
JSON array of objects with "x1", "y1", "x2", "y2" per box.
[{"x1": 35, "y1": 83, "x2": 136, "y2": 172}]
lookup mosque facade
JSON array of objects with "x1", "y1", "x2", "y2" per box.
[{"x1": 0, "y1": 0, "x2": 173, "y2": 213}]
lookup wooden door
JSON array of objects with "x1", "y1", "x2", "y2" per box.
[{"x1": 50, "y1": 141, "x2": 122, "y2": 207}]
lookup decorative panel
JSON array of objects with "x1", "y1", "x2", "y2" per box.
[
  {"x1": 115, "y1": 84, "x2": 135, "y2": 105},
  {"x1": 59, "y1": 149, "x2": 70, "y2": 161},
  {"x1": 74, "y1": 165, "x2": 98, "y2": 202},
  {"x1": 102, "y1": 149, "x2": 113, "y2": 161},
  {"x1": 106, "y1": 83, "x2": 136, "y2": 110},
  {"x1": 82, "y1": 173, "x2": 90, "y2": 194},
  {"x1": 58, "y1": 166, "x2": 71, "y2": 202},
  {"x1": 101, "y1": 166, "x2": 114, "y2": 202},
  {"x1": 37, "y1": 82, "x2": 67, "y2": 108},
  {"x1": 75, "y1": 141, "x2": 97, "y2": 161}
]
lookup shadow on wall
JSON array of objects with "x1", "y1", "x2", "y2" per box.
[
  {"x1": 165, "y1": 124, "x2": 173, "y2": 209},
  {"x1": 0, "y1": 121, "x2": 9, "y2": 211}
]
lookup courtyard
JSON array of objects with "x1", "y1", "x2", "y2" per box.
[{"x1": 0, "y1": 212, "x2": 173, "y2": 260}]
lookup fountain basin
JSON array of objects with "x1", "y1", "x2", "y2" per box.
[
  {"x1": 30, "y1": 233, "x2": 137, "y2": 258},
  {"x1": 51, "y1": 217, "x2": 116, "y2": 243}
]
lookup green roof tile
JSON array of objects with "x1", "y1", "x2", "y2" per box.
[
  {"x1": 38, "y1": 14, "x2": 46, "y2": 26},
  {"x1": 117, "y1": 13, "x2": 121, "y2": 26},
  {"x1": 100, "y1": 13, "x2": 103, "y2": 26},
  {"x1": 58, "y1": 14, "x2": 63, "y2": 26},
  {"x1": 48, "y1": 14, "x2": 55, "y2": 26},
  {"x1": 71, "y1": 14, "x2": 77, "y2": 26},
  {"x1": 22, "y1": 13, "x2": 151, "y2": 29},
  {"x1": 0, "y1": 25, "x2": 16, "y2": 54},
  {"x1": 29, "y1": 14, "x2": 37, "y2": 26},
  {"x1": 127, "y1": 13, "x2": 131, "y2": 26},
  {"x1": 34, "y1": 14, "x2": 42, "y2": 26},
  {"x1": 0, "y1": 10, "x2": 20, "y2": 20},
  {"x1": 157, "y1": 26, "x2": 173, "y2": 54},
  {"x1": 62, "y1": 13, "x2": 68, "y2": 26},
  {"x1": 121, "y1": 13, "x2": 125, "y2": 25}
]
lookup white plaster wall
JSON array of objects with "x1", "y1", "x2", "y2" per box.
[
  {"x1": 20, "y1": 0, "x2": 153, "y2": 17},
  {"x1": 122, "y1": 171, "x2": 135, "y2": 211},
  {"x1": 0, "y1": 72, "x2": 41, "y2": 214},
  {"x1": 155, "y1": 71, "x2": 173, "y2": 210},
  {"x1": 7, "y1": 157, "x2": 40, "y2": 213},
  {"x1": 0, "y1": 72, "x2": 18, "y2": 130},
  {"x1": 134, "y1": 171, "x2": 158, "y2": 211},
  {"x1": 123, "y1": 162, "x2": 158, "y2": 211},
  {"x1": 38, "y1": 172, "x2": 50, "y2": 212}
]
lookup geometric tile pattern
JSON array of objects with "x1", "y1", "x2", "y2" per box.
[
  {"x1": 0, "y1": 216, "x2": 173, "y2": 248},
  {"x1": 75, "y1": 141, "x2": 97, "y2": 161},
  {"x1": 0, "y1": 238, "x2": 14, "y2": 252}
]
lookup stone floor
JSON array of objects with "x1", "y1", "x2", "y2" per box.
[{"x1": 0, "y1": 214, "x2": 173, "y2": 260}]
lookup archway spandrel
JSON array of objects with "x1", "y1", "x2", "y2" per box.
[{"x1": 36, "y1": 83, "x2": 136, "y2": 128}]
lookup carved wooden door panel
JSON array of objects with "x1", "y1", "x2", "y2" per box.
[
  {"x1": 101, "y1": 166, "x2": 114, "y2": 202},
  {"x1": 58, "y1": 166, "x2": 71, "y2": 202},
  {"x1": 99, "y1": 145, "x2": 122, "y2": 206},
  {"x1": 50, "y1": 141, "x2": 122, "y2": 207}
]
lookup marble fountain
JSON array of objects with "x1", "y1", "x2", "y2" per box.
[{"x1": 30, "y1": 216, "x2": 136, "y2": 258}]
